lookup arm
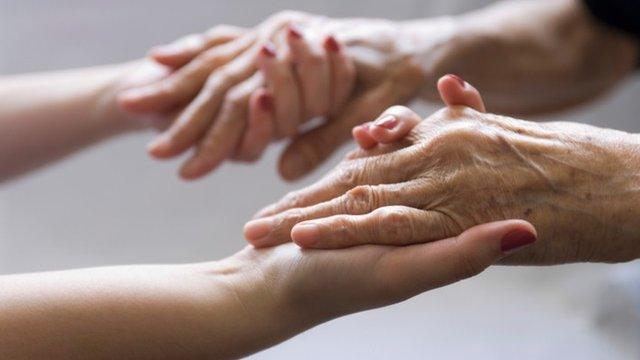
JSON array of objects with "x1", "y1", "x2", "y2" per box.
[
  {"x1": 408, "y1": 0, "x2": 639, "y2": 116},
  {"x1": 0, "y1": 220, "x2": 536, "y2": 359},
  {"x1": 0, "y1": 61, "x2": 166, "y2": 183}
]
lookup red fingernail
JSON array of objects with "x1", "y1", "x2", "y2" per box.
[
  {"x1": 373, "y1": 115, "x2": 398, "y2": 130},
  {"x1": 448, "y1": 74, "x2": 466, "y2": 88},
  {"x1": 501, "y1": 229, "x2": 537, "y2": 253},
  {"x1": 288, "y1": 25, "x2": 303, "y2": 40},
  {"x1": 324, "y1": 35, "x2": 340, "y2": 52},
  {"x1": 258, "y1": 93, "x2": 273, "y2": 112},
  {"x1": 260, "y1": 43, "x2": 276, "y2": 58}
]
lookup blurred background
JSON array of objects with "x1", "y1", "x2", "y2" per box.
[{"x1": 1, "y1": 0, "x2": 639, "y2": 358}]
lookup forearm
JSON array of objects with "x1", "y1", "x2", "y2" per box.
[
  {"x1": 404, "y1": 0, "x2": 638, "y2": 116},
  {"x1": 0, "y1": 63, "x2": 139, "y2": 183},
  {"x1": 0, "y1": 259, "x2": 299, "y2": 359}
]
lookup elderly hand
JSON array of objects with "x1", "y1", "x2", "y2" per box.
[{"x1": 244, "y1": 76, "x2": 640, "y2": 265}]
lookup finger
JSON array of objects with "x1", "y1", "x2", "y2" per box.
[
  {"x1": 147, "y1": 49, "x2": 259, "y2": 159},
  {"x1": 437, "y1": 74, "x2": 486, "y2": 113},
  {"x1": 278, "y1": 83, "x2": 399, "y2": 181},
  {"x1": 352, "y1": 122, "x2": 377, "y2": 149},
  {"x1": 287, "y1": 25, "x2": 331, "y2": 118},
  {"x1": 375, "y1": 220, "x2": 536, "y2": 300},
  {"x1": 119, "y1": 34, "x2": 255, "y2": 114},
  {"x1": 179, "y1": 72, "x2": 263, "y2": 179},
  {"x1": 259, "y1": 42, "x2": 302, "y2": 138},
  {"x1": 245, "y1": 180, "x2": 431, "y2": 247},
  {"x1": 235, "y1": 89, "x2": 275, "y2": 162},
  {"x1": 150, "y1": 25, "x2": 248, "y2": 68},
  {"x1": 292, "y1": 206, "x2": 453, "y2": 249},
  {"x1": 367, "y1": 105, "x2": 422, "y2": 145},
  {"x1": 324, "y1": 35, "x2": 356, "y2": 115}
]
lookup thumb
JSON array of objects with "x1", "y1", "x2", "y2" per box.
[
  {"x1": 381, "y1": 219, "x2": 537, "y2": 300},
  {"x1": 279, "y1": 85, "x2": 396, "y2": 181},
  {"x1": 437, "y1": 74, "x2": 486, "y2": 112}
]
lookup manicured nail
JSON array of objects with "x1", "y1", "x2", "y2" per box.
[
  {"x1": 291, "y1": 223, "x2": 321, "y2": 247},
  {"x1": 373, "y1": 115, "x2": 398, "y2": 130},
  {"x1": 448, "y1": 74, "x2": 467, "y2": 88},
  {"x1": 258, "y1": 93, "x2": 273, "y2": 112},
  {"x1": 244, "y1": 218, "x2": 273, "y2": 241},
  {"x1": 501, "y1": 229, "x2": 537, "y2": 253},
  {"x1": 324, "y1": 35, "x2": 340, "y2": 52},
  {"x1": 260, "y1": 43, "x2": 276, "y2": 58},
  {"x1": 288, "y1": 25, "x2": 303, "y2": 40}
]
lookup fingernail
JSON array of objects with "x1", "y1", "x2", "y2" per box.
[
  {"x1": 260, "y1": 43, "x2": 276, "y2": 58},
  {"x1": 258, "y1": 93, "x2": 273, "y2": 112},
  {"x1": 324, "y1": 35, "x2": 340, "y2": 52},
  {"x1": 448, "y1": 74, "x2": 467, "y2": 88},
  {"x1": 373, "y1": 115, "x2": 398, "y2": 130},
  {"x1": 244, "y1": 218, "x2": 273, "y2": 241},
  {"x1": 288, "y1": 25, "x2": 303, "y2": 40},
  {"x1": 291, "y1": 223, "x2": 321, "y2": 247},
  {"x1": 501, "y1": 229, "x2": 537, "y2": 253}
]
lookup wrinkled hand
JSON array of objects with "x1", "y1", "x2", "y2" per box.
[{"x1": 245, "y1": 77, "x2": 640, "y2": 265}]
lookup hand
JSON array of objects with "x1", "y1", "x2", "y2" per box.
[
  {"x1": 228, "y1": 219, "x2": 536, "y2": 347},
  {"x1": 117, "y1": 11, "x2": 324, "y2": 179},
  {"x1": 117, "y1": 12, "x2": 455, "y2": 180},
  {"x1": 244, "y1": 76, "x2": 640, "y2": 265}
]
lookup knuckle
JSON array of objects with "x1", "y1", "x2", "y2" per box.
[
  {"x1": 372, "y1": 207, "x2": 414, "y2": 240},
  {"x1": 282, "y1": 191, "x2": 306, "y2": 209},
  {"x1": 281, "y1": 208, "x2": 306, "y2": 228},
  {"x1": 335, "y1": 162, "x2": 362, "y2": 189},
  {"x1": 343, "y1": 185, "x2": 377, "y2": 214}
]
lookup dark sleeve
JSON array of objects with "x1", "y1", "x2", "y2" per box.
[{"x1": 582, "y1": 0, "x2": 640, "y2": 40}]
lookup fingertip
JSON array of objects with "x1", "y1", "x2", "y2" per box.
[
  {"x1": 352, "y1": 123, "x2": 378, "y2": 149},
  {"x1": 147, "y1": 136, "x2": 175, "y2": 159},
  {"x1": 179, "y1": 157, "x2": 213, "y2": 180},
  {"x1": 287, "y1": 24, "x2": 304, "y2": 40},
  {"x1": 437, "y1": 74, "x2": 486, "y2": 112},
  {"x1": 323, "y1": 35, "x2": 340, "y2": 53}
]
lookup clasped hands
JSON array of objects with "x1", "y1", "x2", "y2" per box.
[{"x1": 116, "y1": 12, "x2": 640, "y2": 320}]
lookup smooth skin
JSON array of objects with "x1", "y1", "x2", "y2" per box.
[
  {"x1": 0, "y1": 221, "x2": 535, "y2": 359},
  {"x1": 121, "y1": 0, "x2": 637, "y2": 181}
]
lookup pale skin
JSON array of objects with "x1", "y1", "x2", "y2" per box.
[
  {"x1": 120, "y1": 0, "x2": 638, "y2": 181},
  {"x1": 0, "y1": 221, "x2": 535, "y2": 359},
  {"x1": 244, "y1": 75, "x2": 640, "y2": 265},
  {"x1": 0, "y1": 65, "x2": 538, "y2": 357}
]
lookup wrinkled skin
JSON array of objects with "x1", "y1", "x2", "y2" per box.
[{"x1": 246, "y1": 106, "x2": 640, "y2": 265}]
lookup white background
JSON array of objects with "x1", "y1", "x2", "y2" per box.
[{"x1": 1, "y1": 0, "x2": 639, "y2": 358}]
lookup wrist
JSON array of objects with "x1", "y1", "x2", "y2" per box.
[
  {"x1": 196, "y1": 249, "x2": 315, "y2": 356},
  {"x1": 91, "y1": 61, "x2": 154, "y2": 135}
]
